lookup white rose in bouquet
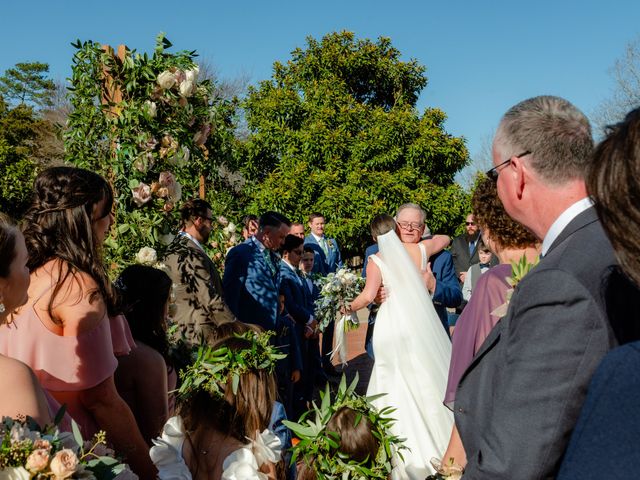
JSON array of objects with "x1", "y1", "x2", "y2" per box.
[
  {"x1": 179, "y1": 79, "x2": 195, "y2": 98},
  {"x1": 185, "y1": 66, "x2": 199, "y2": 83}
]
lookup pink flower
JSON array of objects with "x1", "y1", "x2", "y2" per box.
[
  {"x1": 132, "y1": 183, "x2": 152, "y2": 207},
  {"x1": 33, "y1": 439, "x2": 52, "y2": 451},
  {"x1": 193, "y1": 124, "x2": 211, "y2": 146},
  {"x1": 49, "y1": 449, "x2": 79, "y2": 479},
  {"x1": 163, "y1": 202, "x2": 175, "y2": 213},
  {"x1": 26, "y1": 448, "x2": 50, "y2": 473}
]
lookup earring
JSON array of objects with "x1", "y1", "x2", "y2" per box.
[{"x1": 0, "y1": 303, "x2": 5, "y2": 314}]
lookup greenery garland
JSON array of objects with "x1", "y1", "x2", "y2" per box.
[
  {"x1": 177, "y1": 330, "x2": 286, "y2": 400},
  {"x1": 284, "y1": 374, "x2": 406, "y2": 479}
]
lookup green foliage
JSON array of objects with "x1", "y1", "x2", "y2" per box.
[
  {"x1": 0, "y1": 62, "x2": 56, "y2": 107},
  {"x1": 64, "y1": 34, "x2": 240, "y2": 270},
  {"x1": 242, "y1": 31, "x2": 469, "y2": 256},
  {"x1": 284, "y1": 373, "x2": 405, "y2": 479},
  {"x1": 0, "y1": 97, "x2": 41, "y2": 219}
]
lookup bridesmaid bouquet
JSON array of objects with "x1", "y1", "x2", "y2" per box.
[{"x1": 0, "y1": 414, "x2": 137, "y2": 479}]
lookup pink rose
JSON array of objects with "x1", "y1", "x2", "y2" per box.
[
  {"x1": 132, "y1": 183, "x2": 152, "y2": 207},
  {"x1": 49, "y1": 449, "x2": 79, "y2": 479},
  {"x1": 26, "y1": 448, "x2": 50, "y2": 473},
  {"x1": 33, "y1": 439, "x2": 51, "y2": 451},
  {"x1": 159, "y1": 171, "x2": 176, "y2": 188}
]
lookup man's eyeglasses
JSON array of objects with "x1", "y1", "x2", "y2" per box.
[
  {"x1": 465, "y1": 222, "x2": 476, "y2": 226},
  {"x1": 486, "y1": 151, "x2": 531, "y2": 181},
  {"x1": 397, "y1": 221, "x2": 423, "y2": 231}
]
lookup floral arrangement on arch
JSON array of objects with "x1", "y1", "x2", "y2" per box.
[
  {"x1": 0, "y1": 414, "x2": 136, "y2": 479},
  {"x1": 65, "y1": 33, "x2": 238, "y2": 271},
  {"x1": 206, "y1": 215, "x2": 240, "y2": 271}
]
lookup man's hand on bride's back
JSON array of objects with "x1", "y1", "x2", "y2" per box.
[{"x1": 374, "y1": 285, "x2": 387, "y2": 305}]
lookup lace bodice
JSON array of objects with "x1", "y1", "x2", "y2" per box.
[{"x1": 150, "y1": 416, "x2": 282, "y2": 480}]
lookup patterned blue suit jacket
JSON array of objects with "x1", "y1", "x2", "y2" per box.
[
  {"x1": 223, "y1": 238, "x2": 281, "y2": 331},
  {"x1": 304, "y1": 234, "x2": 342, "y2": 275}
]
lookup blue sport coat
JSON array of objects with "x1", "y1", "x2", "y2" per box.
[
  {"x1": 279, "y1": 263, "x2": 314, "y2": 326},
  {"x1": 304, "y1": 234, "x2": 342, "y2": 275},
  {"x1": 223, "y1": 238, "x2": 281, "y2": 331},
  {"x1": 362, "y1": 244, "x2": 461, "y2": 332}
]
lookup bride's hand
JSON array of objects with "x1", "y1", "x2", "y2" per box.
[{"x1": 373, "y1": 286, "x2": 387, "y2": 305}]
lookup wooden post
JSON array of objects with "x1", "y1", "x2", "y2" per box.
[{"x1": 199, "y1": 174, "x2": 206, "y2": 199}]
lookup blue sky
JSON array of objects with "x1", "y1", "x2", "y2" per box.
[{"x1": 2, "y1": 0, "x2": 639, "y2": 180}]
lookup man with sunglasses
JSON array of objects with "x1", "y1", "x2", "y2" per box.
[
  {"x1": 454, "y1": 96, "x2": 636, "y2": 480},
  {"x1": 164, "y1": 198, "x2": 235, "y2": 346},
  {"x1": 451, "y1": 214, "x2": 482, "y2": 285}
]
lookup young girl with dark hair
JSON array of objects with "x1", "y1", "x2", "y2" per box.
[
  {"x1": 0, "y1": 166, "x2": 155, "y2": 477},
  {"x1": 114, "y1": 264, "x2": 177, "y2": 444}
]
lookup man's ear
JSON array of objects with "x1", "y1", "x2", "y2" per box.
[{"x1": 511, "y1": 156, "x2": 528, "y2": 200}]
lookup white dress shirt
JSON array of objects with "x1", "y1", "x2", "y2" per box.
[{"x1": 541, "y1": 197, "x2": 594, "y2": 256}]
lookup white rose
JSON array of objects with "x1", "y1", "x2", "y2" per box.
[
  {"x1": 136, "y1": 247, "x2": 158, "y2": 265},
  {"x1": 49, "y1": 449, "x2": 79, "y2": 479},
  {"x1": 0, "y1": 467, "x2": 31, "y2": 480},
  {"x1": 185, "y1": 66, "x2": 199, "y2": 84},
  {"x1": 157, "y1": 70, "x2": 177, "y2": 90},
  {"x1": 179, "y1": 79, "x2": 195, "y2": 98},
  {"x1": 144, "y1": 100, "x2": 157, "y2": 118}
]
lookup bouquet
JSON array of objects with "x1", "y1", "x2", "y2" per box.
[
  {"x1": 313, "y1": 268, "x2": 364, "y2": 364},
  {"x1": 0, "y1": 413, "x2": 136, "y2": 479}
]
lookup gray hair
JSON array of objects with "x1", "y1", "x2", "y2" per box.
[
  {"x1": 494, "y1": 96, "x2": 594, "y2": 185},
  {"x1": 395, "y1": 203, "x2": 427, "y2": 224}
]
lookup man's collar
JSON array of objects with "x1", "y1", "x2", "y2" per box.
[
  {"x1": 283, "y1": 259, "x2": 297, "y2": 271},
  {"x1": 179, "y1": 231, "x2": 204, "y2": 252},
  {"x1": 311, "y1": 232, "x2": 324, "y2": 242},
  {"x1": 251, "y1": 235, "x2": 266, "y2": 252},
  {"x1": 541, "y1": 197, "x2": 593, "y2": 256}
]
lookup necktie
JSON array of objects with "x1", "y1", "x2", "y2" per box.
[
  {"x1": 320, "y1": 237, "x2": 329, "y2": 256},
  {"x1": 469, "y1": 241, "x2": 475, "y2": 256},
  {"x1": 263, "y1": 249, "x2": 276, "y2": 275}
]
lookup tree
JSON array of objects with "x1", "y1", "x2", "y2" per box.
[
  {"x1": 241, "y1": 31, "x2": 470, "y2": 257},
  {"x1": 64, "y1": 34, "x2": 240, "y2": 269},
  {"x1": 593, "y1": 36, "x2": 640, "y2": 135},
  {"x1": 0, "y1": 62, "x2": 56, "y2": 107}
]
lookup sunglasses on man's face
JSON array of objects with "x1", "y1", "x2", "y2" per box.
[{"x1": 486, "y1": 151, "x2": 531, "y2": 181}]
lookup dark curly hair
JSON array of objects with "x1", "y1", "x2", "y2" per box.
[
  {"x1": 21, "y1": 166, "x2": 116, "y2": 317},
  {"x1": 472, "y1": 177, "x2": 537, "y2": 249}
]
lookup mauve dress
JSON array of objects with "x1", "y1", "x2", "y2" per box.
[
  {"x1": 0, "y1": 285, "x2": 136, "y2": 436},
  {"x1": 444, "y1": 263, "x2": 512, "y2": 408}
]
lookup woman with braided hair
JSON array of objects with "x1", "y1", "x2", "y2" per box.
[{"x1": 0, "y1": 166, "x2": 155, "y2": 478}]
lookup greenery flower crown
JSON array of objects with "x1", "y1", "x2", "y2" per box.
[
  {"x1": 177, "y1": 330, "x2": 286, "y2": 400},
  {"x1": 284, "y1": 374, "x2": 406, "y2": 479}
]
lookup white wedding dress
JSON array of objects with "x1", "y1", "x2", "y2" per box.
[
  {"x1": 367, "y1": 230, "x2": 453, "y2": 479},
  {"x1": 150, "y1": 416, "x2": 282, "y2": 480}
]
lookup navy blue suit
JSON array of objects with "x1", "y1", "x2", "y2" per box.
[
  {"x1": 304, "y1": 234, "x2": 342, "y2": 275},
  {"x1": 557, "y1": 341, "x2": 640, "y2": 479},
  {"x1": 223, "y1": 238, "x2": 281, "y2": 331},
  {"x1": 279, "y1": 263, "x2": 314, "y2": 327},
  {"x1": 304, "y1": 234, "x2": 342, "y2": 367}
]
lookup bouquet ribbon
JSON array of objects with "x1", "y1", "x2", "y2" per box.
[{"x1": 330, "y1": 312, "x2": 359, "y2": 365}]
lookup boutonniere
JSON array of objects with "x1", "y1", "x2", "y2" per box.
[{"x1": 491, "y1": 254, "x2": 540, "y2": 318}]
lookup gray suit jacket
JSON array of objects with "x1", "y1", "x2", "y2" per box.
[{"x1": 455, "y1": 207, "x2": 621, "y2": 479}]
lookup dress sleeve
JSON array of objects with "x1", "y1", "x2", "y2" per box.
[{"x1": 109, "y1": 314, "x2": 137, "y2": 356}]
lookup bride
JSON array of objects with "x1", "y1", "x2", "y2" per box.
[{"x1": 346, "y1": 213, "x2": 454, "y2": 479}]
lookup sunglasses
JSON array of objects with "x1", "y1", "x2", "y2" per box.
[{"x1": 486, "y1": 151, "x2": 531, "y2": 181}]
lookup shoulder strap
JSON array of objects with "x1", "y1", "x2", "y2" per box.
[{"x1": 418, "y1": 243, "x2": 428, "y2": 272}]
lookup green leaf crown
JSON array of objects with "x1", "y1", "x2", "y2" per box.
[
  {"x1": 284, "y1": 374, "x2": 406, "y2": 479},
  {"x1": 177, "y1": 330, "x2": 286, "y2": 401}
]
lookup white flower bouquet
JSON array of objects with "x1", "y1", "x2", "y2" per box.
[
  {"x1": 314, "y1": 268, "x2": 364, "y2": 364},
  {"x1": 0, "y1": 414, "x2": 136, "y2": 479},
  {"x1": 314, "y1": 268, "x2": 364, "y2": 333}
]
